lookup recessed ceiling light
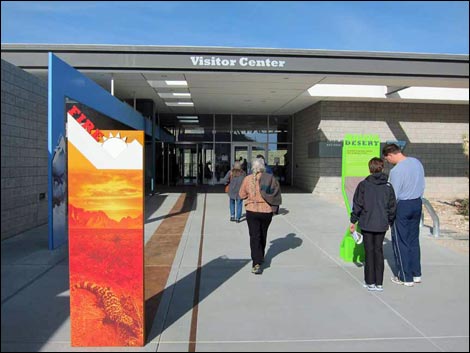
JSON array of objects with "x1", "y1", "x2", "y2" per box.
[
  {"x1": 180, "y1": 121, "x2": 199, "y2": 124},
  {"x1": 165, "y1": 80, "x2": 188, "y2": 86},
  {"x1": 183, "y1": 128, "x2": 204, "y2": 133},
  {"x1": 177, "y1": 116, "x2": 199, "y2": 120},
  {"x1": 147, "y1": 80, "x2": 188, "y2": 88},
  {"x1": 307, "y1": 84, "x2": 386, "y2": 98},
  {"x1": 158, "y1": 92, "x2": 191, "y2": 98},
  {"x1": 397, "y1": 87, "x2": 469, "y2": 101},
  {"x1": 165, "y1": 102, "x2": 194, "y2": 106}
]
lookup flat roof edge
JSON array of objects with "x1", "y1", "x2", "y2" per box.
[{"x1": 1, "y1": 43, "x2": 469, "y2": 61}]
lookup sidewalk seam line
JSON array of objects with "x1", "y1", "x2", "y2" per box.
[
  {"x1": 279, "y1": 214, "x2": 446, "y2": 352},
  {"x1": 1, "y1": 257, "x2": 67, "y2": 305},
  {"x1": 188, "y1": 191, "x2": 207, "y2": 352}
]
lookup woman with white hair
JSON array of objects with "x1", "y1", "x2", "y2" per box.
[
  {"x1": 239, "y1": 158, "x2": 282, "y2": 275},
  {"x1": 222, "y1": 161, "x2": 246, "y2": 222}
]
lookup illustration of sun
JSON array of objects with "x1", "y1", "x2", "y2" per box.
[{"x1": 100, "y1": 132, "x2": 128, "y2": 158}]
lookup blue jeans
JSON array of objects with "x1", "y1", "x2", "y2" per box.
[{"x1": 229, "y1": 198, "x2": 243, "y2": 220}]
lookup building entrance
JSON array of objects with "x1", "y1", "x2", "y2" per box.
[
  {"x1": 175, "y1": 144, "x2": 197, "y2": 185},
  {"x1": 155, "y1": 114, "x2": 293, "y2": 187},
  {"x1": 172, "y1": 143, "x2": 217, "y2": 186},
  {"x1": 232, "y1": 143, "x2": 266, "y2": 174}
]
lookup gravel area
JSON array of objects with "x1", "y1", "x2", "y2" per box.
[{"x1": 423, "y1": 198, "x2": 469, "y2": 255}]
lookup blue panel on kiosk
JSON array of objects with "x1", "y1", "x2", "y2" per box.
[{"x1": 48, "y1": 53, "x2": 149, "y2": 249}]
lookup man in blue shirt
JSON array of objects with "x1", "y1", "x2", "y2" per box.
[{"x1": 383, "y1": 144, "x2": 425, "y2": 287}]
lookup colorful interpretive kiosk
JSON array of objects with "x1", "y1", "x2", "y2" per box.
[
  {"x1": 340, "y1": 134, "x2": 381, "y2": 262},
  {"x1": 67, "y1": 105, "x2": 144, "y2": 346}
]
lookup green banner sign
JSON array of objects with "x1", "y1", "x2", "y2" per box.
[{"x1": 340, "y1": 134, "x2": 381, "y2": 262}]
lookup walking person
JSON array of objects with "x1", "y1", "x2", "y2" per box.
[
  {"x1": 239, "y1": 158, "x2": 282, "y2": 274},
  {"x1": 256, "y1": 154, "x2": 273, "y2": 174},
  {"x1": 222, "y1": 161, "x2": 246, "y2": 222},
  {"x1": 350, "y1": 158, "x2": 396, "y2": 291},
  {"x1": 382, "y1": 143, "x2": 425, "y2": 287}
]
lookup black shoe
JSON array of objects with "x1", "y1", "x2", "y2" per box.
[
  {"x1": 230, "y1": 217, "x2": 235, "y2": 222},
  {"x1": 236, "y1": 219, "x2": 240, "y2": 223}
]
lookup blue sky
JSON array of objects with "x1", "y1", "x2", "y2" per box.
[{"x1": 1, "y1": 1, "x2": 469, "y2": 54}]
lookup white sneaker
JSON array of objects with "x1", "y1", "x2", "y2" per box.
[
  {"x1": 364, "y1": 284, "x2": 376, "y2": 291},
  {"x1": 413, "y1": 276, "x2": 422, "y2": 283},
  {"x1": 391, "y1": 276, "x2": 414, "y2": 287},
  {"x1": 375, "y1": 285, "x2": 384, "y2": 292}
]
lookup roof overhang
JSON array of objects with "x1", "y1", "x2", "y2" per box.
[{"x1": 2, "y1": 44, "x2": 468, "y2": 115}]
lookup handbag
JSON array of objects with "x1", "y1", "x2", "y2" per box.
[{"x1": 224, "y1": 173, "x2": 231, "y2": 193}]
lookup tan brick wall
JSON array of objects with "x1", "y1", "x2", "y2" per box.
[
  {"x1": 1, "y1": 60, "x2": 48, "y2": 240},
  {"x1": 293, "y1": 101, "x2": 469, "y2": 199}
]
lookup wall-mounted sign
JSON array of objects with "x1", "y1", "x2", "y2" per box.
[
  {"x1": 308, "y1": 140, "x2": 343, "y2": 158},
  {"x1": 190, "y1": 56, "x2": 286, "y2": 68}
]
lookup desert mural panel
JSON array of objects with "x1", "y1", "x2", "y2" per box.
[{"x1": 67, "y1": 106, "x2": 144, "y2": 346}]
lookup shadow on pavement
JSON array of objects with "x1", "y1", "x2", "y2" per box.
[
  {"x1": 262, "y1": 233, "x2": 302, "y2": 269},
  {"x1": 146, "y1": 256, "x2": 250, "y2": 343}
]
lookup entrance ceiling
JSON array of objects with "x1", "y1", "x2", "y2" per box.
[
  {"x1": 28, "y1": 69, "x2": 469, "y2": 116},
  {"x1": 46, "y1": 70, "x2": 468, "y2": 115}
]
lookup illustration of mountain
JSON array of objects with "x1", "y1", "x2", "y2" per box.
[
  {"x1": 67, "y1": 114, "x2": 143, "y2": 170},
  {"x1": 69, "y1": 204, "x2": 142, "y2": 229},
  {"x1": 118, "y1": 215, "x2": 142, "y2": 229}
]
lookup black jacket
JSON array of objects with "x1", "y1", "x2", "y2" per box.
[{"x1": 350, "y1": 173, "x2": 397, "y2": 232}]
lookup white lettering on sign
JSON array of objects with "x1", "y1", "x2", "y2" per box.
[{"x1": 190, "y1": 56, "x2": 286, "y2": 68}]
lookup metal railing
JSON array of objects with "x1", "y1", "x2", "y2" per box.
[{"x1": 420, "y1": 197, "x2": 440, "y2": 238}]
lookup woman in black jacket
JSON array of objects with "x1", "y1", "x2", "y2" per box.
[{"x1": 350, "y1": 157, "x2": 397, "y2": 292}]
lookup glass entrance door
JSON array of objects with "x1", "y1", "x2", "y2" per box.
[
  {"x1": 233, "y1": 145, "x2": 249, "y2": 173},
  {"x1": 201, "y1": 143, "x2": 214, "y2": 185},
  {"x1": 175, "y1": 144, "x2": 198, "y2": 185},
  {"x1": 232, "y1": 143, "x2": 266, "y2": 173}
]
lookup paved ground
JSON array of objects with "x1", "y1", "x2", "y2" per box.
[{"x1": 1, "y1": 187, "x2": 469, "y2": 352}]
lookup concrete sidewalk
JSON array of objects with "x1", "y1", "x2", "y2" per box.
[{"x1": 2, "y1": 189, "x2": 469, "y2": 351}]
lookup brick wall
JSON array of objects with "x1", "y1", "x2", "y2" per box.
[
  {"x1": 294, "y1": 101, "x2": 469, "y2": 199},
  {"x1": 1, "y1": 59, "x2": 48, "y2": 240}
]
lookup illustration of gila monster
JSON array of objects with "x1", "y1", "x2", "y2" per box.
[{"x1": 73, "y1": 281, "x2": 141, "y2": 340}]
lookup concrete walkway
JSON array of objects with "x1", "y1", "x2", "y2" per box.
[{"x1": 2, "y1": 188, "x2": 469, "y2": 352}]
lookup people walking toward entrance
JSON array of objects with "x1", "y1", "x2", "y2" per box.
[
  {"x1": 256, "y1": 154, "x2": 273, "y2": 174},
  {"x1": 382, "y1": 143, "x2": 425, "y2": 287},
  {"x1": 240, "y1": 157, "x2": 248, "y2": 174},
  {"x1": 350, "y1": 158, "x2": 396, "y2": 291},
  {"x1": 222, "y1": 161, "x2": 246, "y2": 222},
  {"x1": 239, "y1": 158, "x2": 281, "y2": 275}
]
